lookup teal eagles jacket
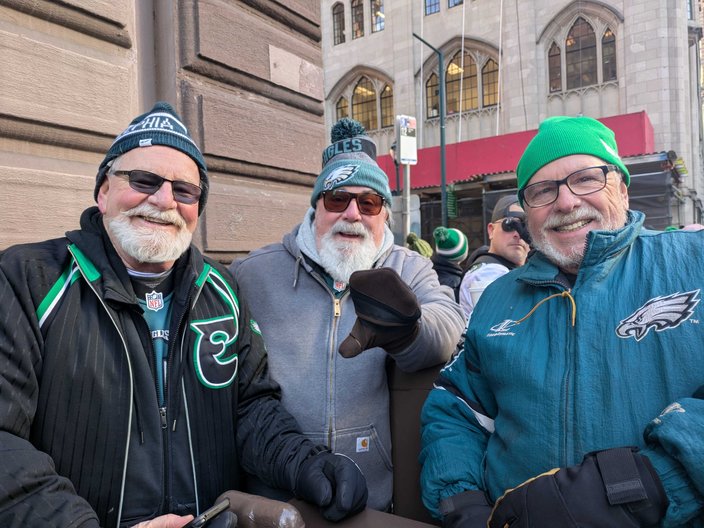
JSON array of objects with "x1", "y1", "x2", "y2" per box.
[{"x1": 420, "y1": 211, "x2": 704, "y2": 526}]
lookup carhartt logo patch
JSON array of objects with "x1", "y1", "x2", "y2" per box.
[
  {"x1": 323, "y1": 164, "x2": 358, "y2": 190},
  {"x1": 145, "y1": 291, "x2": 164, "y2": 311},
  {"x1": 356, "y1": 436, "x2": 370, "y2": 453},
  {"x1": 616, "y1": 290, "x2": 700, "y2": 341}
]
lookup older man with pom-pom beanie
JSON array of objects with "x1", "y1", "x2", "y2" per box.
[{"x1": 231, "y1": 118, "x2": 464, "y2": 511}]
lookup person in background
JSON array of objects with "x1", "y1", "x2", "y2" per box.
[
  {"x1": 420, "y1": 115, "x2": 703, "y2": 527},
  {"x1": 0, "y1": 102, "x2": 367, "y2": 528},
  {"x1": 458, "y1": 195, "x2": 529, "y2": 318},
  {"x1": 431, "y1": 226, "x2": 469, "y2": 302},
  {"x1": 231, "y1": 118, "x2": 465, "y2": 512}
]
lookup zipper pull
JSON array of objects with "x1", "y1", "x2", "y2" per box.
[
  {"x1": 334, "y1": 298, "x2": 341, "y2": 317},
  {"x1": 159, "y1": 407, "x2": 167, "y2": 429}
]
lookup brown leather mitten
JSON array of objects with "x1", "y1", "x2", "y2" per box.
[{"x1": 339, "y1": 268, "x2": 421, "y2": 358}]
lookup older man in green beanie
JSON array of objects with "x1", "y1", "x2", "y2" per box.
[
  {"x1": 421, "y1": 115, "x2": 704, "y2": 527},
  {"x1": 231, "y1": 118, "x2": 465, "y2": 512}
]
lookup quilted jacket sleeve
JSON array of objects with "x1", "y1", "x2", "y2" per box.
[{"x1": 419, "y1": 333, "x2": 496, "y2": 519}]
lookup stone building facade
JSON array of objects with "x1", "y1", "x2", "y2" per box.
[
  {"x1": 0, "y1": 0, "x2": 323, "y2": 261},
  {"x1": 321, "y1": 0, "x2": 704, "y2": 241}
]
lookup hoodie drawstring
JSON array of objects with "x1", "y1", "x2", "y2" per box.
[{"x1": 515, "y1": 290, "x2": 577, "y2": 327}]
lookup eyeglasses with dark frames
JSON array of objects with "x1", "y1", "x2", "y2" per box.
[
  {"x1": 321, "y1": 190, "x2": 386, "y2": 216},
  {"x1": 519, "y1": 165, "x2": 618, "y2": 208},
  {"x1": 112, "y1": 170, "x2": 202, "y2": 205}
]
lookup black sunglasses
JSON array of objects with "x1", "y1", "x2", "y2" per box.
[
  {"x1": 321, "y1": 190, "x2": 386, "y2": 216},
  {"x1": 112, "y1": 170, "x2": 202, "y2": 205},
  {"x1": 498, "y1": 212, "x2": 526, "y2": 233}
]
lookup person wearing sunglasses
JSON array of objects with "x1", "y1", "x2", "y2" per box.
[
  {"x1": 421, "y1": 116, "x2": 704, "y2": 527},
  {"x1": 231, "y1": 118, "x2": 465, "y2": 512},
  {"x1": 0, "y1": 102, "x2": 369, "y2": 528},
  {"x1": 458, "y1": 195, "x2": 530, "y2": 318}
]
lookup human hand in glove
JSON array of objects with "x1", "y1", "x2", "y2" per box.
[
  {"x1": 338, "y1": 268, "x2": 421, "y2": 358},
  {"x1": 439, "y1": 490, "x2": 492, "y2": 528},
  {"x1": 294, "y1": 449, "x2": 368, "y2": 522},
  {"x1": 488, "y1": 447, "x2": 668, "y2": 528}
]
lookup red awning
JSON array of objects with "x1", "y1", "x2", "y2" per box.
[{"x1": 378, "y1": 111, "x2": 655, "y2": 190}]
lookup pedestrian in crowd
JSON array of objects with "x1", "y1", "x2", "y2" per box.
[
  {"x1": 458, "y1": 195, "x2": 529, "y2": 318},
  {"x1": 231, "y1": 118, "x2": 465, "y2": 512},
  {"x1": 0, "y1": 102, "x2": 367, "y2": 528},
  {"x1": 420, "y1": 115, "x2": 704, "y2": 527},
  {"x1": 431, "y1": 226, "x2": 469, "y2": 302}
]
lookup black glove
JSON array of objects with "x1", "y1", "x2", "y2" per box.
[
  {"x1": 489, "y1": 447, "x2": 668, "y2": 528},
  {"x1": 338, "y1": 268, "x2": 421, "y2": 358},
  {"x1": 440, "y1": 490, "x2": 492, "y2": 528},
  {"x1": 207, "y1": 511, "x2": 237, "y2": 528},
  {"x1": 294, "y1": 449, "x2": 368, "y2": 522}
]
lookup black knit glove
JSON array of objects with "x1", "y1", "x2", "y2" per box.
[
  {"x1": 294, "y1": 449, "x2": 368, "y2": 522},
  {"x1": 440, "y1": 490, "x2": 492, "y2": 528},
  {"x1": 338, "y1": 268, "x2": 421, "y2": 358},
  {"x1": 488, "y1": 447, "x2": 668, "y2": 528}
]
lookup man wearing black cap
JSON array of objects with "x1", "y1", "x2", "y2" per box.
[
  {"x1": 0, "y1": 102, "x2": 367, "y2": 527},
  {"x1": 231, "y1": 118, "x2": 465, "y2": 511},
  {"x1": 458, "y1": 195, "x2": 530, "y2": 318}
]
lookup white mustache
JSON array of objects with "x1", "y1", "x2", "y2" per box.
[
  {"x1": 542, "y1": 205, "x2": 602, "y2": 230},
  {"x1": 121, "y1": 203, "x2": 187, "y2": 229},
  {"x1": 331, "y1": 221, "x2": 369, "y2": 238}
]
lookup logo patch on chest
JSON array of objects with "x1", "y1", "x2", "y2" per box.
[
  {"x1": 145, "y1": 290, "x2": 164, "y2": 311},
  {"x1": 615, "y1": 290, "x2": 700, "y2": 341}
]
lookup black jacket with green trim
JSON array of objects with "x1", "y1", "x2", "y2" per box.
[{"x1": 0, "y1": 207, "x2": 315, "y2": 527}]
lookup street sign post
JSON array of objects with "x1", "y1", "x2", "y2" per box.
[{"x1": 395, "y1": 115, "x2": 417, "y2": 239}]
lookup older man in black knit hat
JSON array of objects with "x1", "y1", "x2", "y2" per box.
[{"x1": 0, "y1": 102, "x2": 367, "y2": 528}]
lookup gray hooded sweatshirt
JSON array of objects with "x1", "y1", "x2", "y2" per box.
[{"x1": 230, "y1": 210, "x2": 465, "y2": 511}]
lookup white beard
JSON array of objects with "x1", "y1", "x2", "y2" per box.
[
  {"x1": 107, "y1": 203, "x2": 192, "y2": 264},
  {"x1": 529, "y1": 204, "x2": 626, "y2": 273},
  {"x1": 317, "y1": 221, "x2": 381, "y2": 283}
]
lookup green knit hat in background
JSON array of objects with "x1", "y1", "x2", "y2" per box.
[
  {"x1": 311, "y1": 118, "x2": 392, "y2": 208},
  {"x1": 406, "y1": 232, "x2": 433, "y2": 258},
  {"x1": 516, "y1": 116, "x2": 630, "y2": 196},
  {"x1": 433, "y1": 227, "x2": 468, "y2": 263}
]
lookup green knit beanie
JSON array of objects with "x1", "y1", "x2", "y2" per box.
[
  {"x1": 516, "y1": 116, "x2": 630, "y2": 194},
  {"x1": 433, "y1": 227, "x2": 468, "y2": 262},
  {"x1": 311, "y1": 118, "x2": 392, "y2": 208},
  {"x1": 406, "y1": 233, "x2": 433, "y2": 258}
]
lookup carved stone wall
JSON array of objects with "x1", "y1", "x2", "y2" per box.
[{"x1": 0, "y1": 0, "x2": 323, "y2": 261}]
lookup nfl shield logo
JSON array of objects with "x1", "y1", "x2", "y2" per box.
[{"x1": 146, "y1": 291, "x2": 164, "y2": 311}]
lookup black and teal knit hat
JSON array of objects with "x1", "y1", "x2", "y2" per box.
[
  {"x1": 516, "y1": 116, "x2": 629, "y2": 196},
  {"x1": 94, "y1": 101, "x2": 209, "y2": 214},
  {"x1": 311, "y1": 118, "x2": 392, "y2": 208}
]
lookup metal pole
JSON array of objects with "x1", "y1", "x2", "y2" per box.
[
  {"x1": 413, "y1": 32, "x2": 447, "y2": 227},
  {"x1": 402, "y1": 164, "x2": 411, "y2": 240}
]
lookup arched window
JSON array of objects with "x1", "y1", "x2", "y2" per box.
[
  {"x1": 446, "y1": 50, "x2": 477, "y2": 114},
  {"x1": 333, "y1": 3, "x2": 345, "y2": 45},
  {"x1": 371, "y1": 0, "x2": 384, "y2": 33},
  {"x1": 426, "y1": 73, "x2": 439, "y2": 117},
  {"x1": 548, "y1": 42, "x2": 561, "y2": 92},
  {"x1": 602, "y1": 27, "x2": 616, "y2": 82},
  {"x1": 336, "y1": 97, "x2": 349, "y2": 121},
  {"x1": 352, "y1": 0, "x2": 364, "y2": 39},
  {"x1": 565, "y1": 17, "x2": 597, "y2": 89},
  {"x1": 352, "y1": 77, "x2": 377, "y2": 130},
  {"x1": 380, "y1": 85, "x2": 394, "y2": 128},
  {"x1": 482, "y1": 59, "x2": 499, "y2": 107}
]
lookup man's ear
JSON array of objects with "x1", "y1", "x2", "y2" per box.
[
  {"x1": 487, "y1": 222, "x2": 496, "y2": 241},
  {"x1": 620, "y1": 180, "x2": 629, "y2": 210},
  {"x1": 97, "y1": 177, "x2": 110, "y2": 213}
]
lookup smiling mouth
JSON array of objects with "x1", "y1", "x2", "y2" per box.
[
  {"x1": 553, "y1": 219, "x2": 591, "y2": 232},
  {"x1": 137, "y1": 215, "x2": 172, "y2": 226}
]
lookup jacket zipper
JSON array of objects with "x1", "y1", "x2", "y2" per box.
[{"x1": 69, "y1": 247, "x2": 134, "y2": 528}]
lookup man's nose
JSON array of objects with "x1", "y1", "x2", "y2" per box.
[
  {"x1": 553, "y1": 183, "x2": 581, "y2": 212},
  {"x1": 148, "y1": 180, "x2": 177, "y2": 208},
  {"x1": 341, "y1": 198, "x2": 363, "y2": 221}
]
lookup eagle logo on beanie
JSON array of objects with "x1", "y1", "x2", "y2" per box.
[
  {"x1": 615, "y1": 290, "x2": 700, "y2": 341},
  {"x1": 323, "y1": 164, "x2": 359, "y2": 191}
]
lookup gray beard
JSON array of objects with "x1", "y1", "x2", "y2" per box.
[
  {"x1": 529, "y1": 205, "x2": 627, "y2": 273},
  {"x1": 317, "y1": 222, "x2": 380, "y2": 283},
  {"x1": 107, "y1": 204, "x2": 192, "y2": 264}
]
